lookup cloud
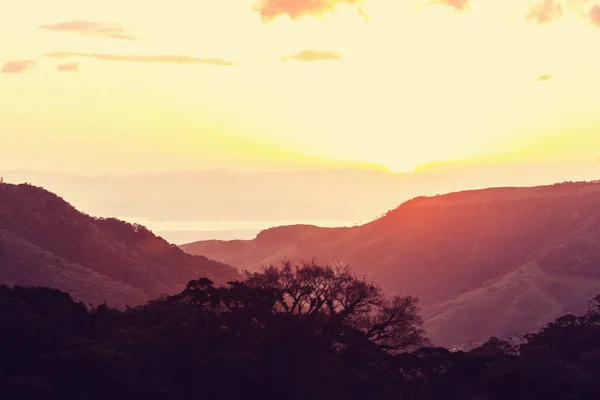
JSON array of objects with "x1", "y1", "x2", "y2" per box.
[
  {"x1": 279, "y1": 50, "x2": 342, "y2": 62},
  {"x1": 39, "y1": 20, "x2": 137, "y2": 40},
  {"x1": 589, "y1": 4, "x2": 600, "y2": 26},
  {"x1": 1, "y1": 60, "x2": 36, "y2": 74},
  {"x1": 527, "y1": 0, "x2": 563, "y2": 24},
  {"x1": 57, "y1": 62, "x2": 79, "y2": 72},
  {"x1": 45, "y1": 52, "x2": 235, "y2": 66},
  {"x1": 255, "y1": 0, "x2": 360, "y2": 21},
  {"x1": 436, "y1": 0, "x2": 470, "y2": 11},
  {"x1": 358, "y1": 7, "x2": 370, "y2": 22},
  {"x1": 534, "y1": 74, "x2": 554, "y2": 81}
]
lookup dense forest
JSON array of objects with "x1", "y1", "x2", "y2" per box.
[{"x1": 3, "y1": 261, "x2": 600, "y2": 400}]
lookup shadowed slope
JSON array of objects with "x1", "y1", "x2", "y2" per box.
[{"x1": 0, "y1": 183, "x2": 239, "y2": 307}]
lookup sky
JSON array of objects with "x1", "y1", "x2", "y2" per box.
[{"x1": 2, "y1": 0, "x2": 600, "y2": 175}]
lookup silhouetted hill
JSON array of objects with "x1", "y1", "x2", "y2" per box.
[
  {"x1": 182, "y1": 180, "x2": 600, "y2": 347},
  {"x1": 0, "y1": 183, "x2": 239, "y2": 307}
]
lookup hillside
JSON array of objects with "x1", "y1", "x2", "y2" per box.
[
  {"x1": 182, "y1": 180, "x2": 600, "y2": 347},
  {"x1": 0, "y1": 183, "x2": 239, "y2": 307},
  {"x1": 5, "y1": 164, "x2": 599, "y2": 244}
]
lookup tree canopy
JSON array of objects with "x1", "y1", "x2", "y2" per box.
[
  {"x1": 2, "y1": 262, "x2": 600, "y2": 400},
  {"x1": 244, "y1": 260, "x2": 427, "y2": 353}
]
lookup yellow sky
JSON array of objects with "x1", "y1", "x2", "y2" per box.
[{"x1": 1, "y1": 0, "x2": 600, "y2": 174}]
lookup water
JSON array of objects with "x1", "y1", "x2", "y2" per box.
[{"x1": 116, "y1": 217, "x2": 360, "y2": 244}]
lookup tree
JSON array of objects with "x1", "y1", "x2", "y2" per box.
[{"x1": 244, "y1": 260, "x2": 427, "y2": 353}]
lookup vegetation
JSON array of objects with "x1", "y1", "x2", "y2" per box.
[
  {"x1": 2, "y1": 262, "x2": 600, "y2": 399},
  {"x1": 182, "y1": 180, "x2": 600, "y2": 347},
  {"x1": 0, "y1": 182, "x2": 239, "y2": 307},
  {"x1": 245, "y1": 261, "x2": 427, "y2": 353},
  {"x1": 4, "y1": 180, "x2": 600, "y2": 398}
]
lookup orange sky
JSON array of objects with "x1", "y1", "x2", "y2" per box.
[{"x1": 1, "y1": 0, "x2": 600, "y2": 175}]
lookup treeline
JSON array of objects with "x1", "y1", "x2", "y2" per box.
[
  {"x1": 2, "y1": 261, "x2": 600, "y2": 400},
  {"x1": 1, "y1": 182, "x2": 155, "y2": 236},
  {"x1": 0, "y1": 182, "x2": 240, "y2": 307}
]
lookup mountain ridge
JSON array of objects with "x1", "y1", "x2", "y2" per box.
[
  {"x1": 182, "y1": 180, "x2": 600, "y2": 347},
  {"x1": 0, "y1": 182, "x2": 239, "y2": 307}
]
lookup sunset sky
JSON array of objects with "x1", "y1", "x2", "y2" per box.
[{"x1": 2, "y1": 0, "x2": 600, "y2": 175}]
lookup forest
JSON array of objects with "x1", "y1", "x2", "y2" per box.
[
  {"x1": 2, "y1": 261, "x2": 600, "y2": 400},
  {"x1": 0, "y1": 182, "x2": 239, "y2": 307}
]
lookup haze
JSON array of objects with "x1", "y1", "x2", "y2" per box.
[{"x1": 2, "y1": 0, "x2": 600, "y2": 241}]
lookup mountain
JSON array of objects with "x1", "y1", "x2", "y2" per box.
[
  {"x1": 182, "y1": 180, "x2": 600, "y2": 347},
  {"x1": 0, "y1": 182, "x2": 239, "y2": 307},
  {"x1": 2, "y1": 163, "x2": 598, "y2": 243}
]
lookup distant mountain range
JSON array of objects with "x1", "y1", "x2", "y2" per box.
[
  {"x1": 0, "y1": 182, "x2": 239, "y2": 307},
  {"x1": 182, "y1": 180, "x2": 600, "y2": 348},
  {"x1": 2, "y1": 163, "x2": 597, "y2": 230}
]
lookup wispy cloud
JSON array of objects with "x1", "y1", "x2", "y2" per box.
[
  {"x1": 39, "y1": 20, "x2": 137, "y2": 40},
  {"x1": 1, "y1": 60, "x2": 36, "y2": 74},
  {"x1": 527, "y1": 0, "x2": 563, "y2": 24},
  {"x1": 534, "y1": 74, "x2": 554, "y2": 81},
  {"x1": 279, "y1": 50, "x2": 342, "y2": 62},
  {"x1": 57, "y1": 62, "x2": 79, "y2": 72},
  {"x1": 589, "y1": 4, "x2": 600, "y2": 26},
  {"x1": 45, "y1": 52, "x2": 235, "y2": 66},
  {"x1": 358, "y1": 7, "x2": 370, "y2": 22},
  {"x1": 435, "y1": 0, "x2": 470, "y2": 11},
  {"x1": 255, "y1": 0, "x2": 360, "y2": 21}
]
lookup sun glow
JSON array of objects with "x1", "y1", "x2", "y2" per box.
[{"x1": 1, "y1": 0, "x2": 600, "y2": 175}]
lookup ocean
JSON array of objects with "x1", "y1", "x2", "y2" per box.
[{"x1": 116, "y1": 217, "x2": 360, "y2": 244}]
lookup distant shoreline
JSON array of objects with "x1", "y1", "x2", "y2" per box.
[
  {"x1": 120, "y1": 218, "x2": 360, "y2": 244},
  {"x1": 158, "y1": 229, "x2": 261, "y2": 244}
]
